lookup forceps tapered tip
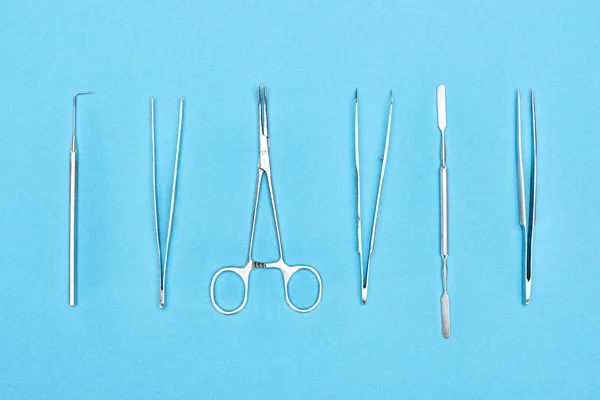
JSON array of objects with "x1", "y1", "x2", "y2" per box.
[
  {"x1": 262, "y1": 86, "x2": 268, "y2": 108},
  {"x1": 361, "y1": 287, "x2": 368, "y2": 304},
  {"x1": 159, "y1": 289, "x2": 165, "y2": 309}
]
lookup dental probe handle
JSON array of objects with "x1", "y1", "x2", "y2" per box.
[
  {"x1": 69, "y1": 146, "x2": 77, "y2": 307},
  {"x1": 440, "y1": 165, "x2": 450, "y2": 338}
]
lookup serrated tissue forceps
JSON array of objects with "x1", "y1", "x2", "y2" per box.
[
  {"x1": 516, "y1": 90, "x2": 537, "y2": 305},
  {"x1": 151, "y1": 97, "x2": 184, "y2": 308},
  {"x1": 69, "y1": 91, "x2": 92, "y2": 307},
  {"x1": 210, "y1": 86, "x2": 323, "y2": 315},
  {"x1": 354, "y1": 89, "x2": 393, "y2": 304}
]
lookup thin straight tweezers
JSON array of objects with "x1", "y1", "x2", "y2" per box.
[
  {"x1": 151, "y1": 97, "x2": 184, "y2": 308},
  {"x1": 354, "y1": 89, "x2": 393, "y2": 304},
  {"x1": 517, "y1": 89, "x2": 537, "y2": 305}
]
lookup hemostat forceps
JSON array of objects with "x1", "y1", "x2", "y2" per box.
[
  {"x1": 516, "y1": 90, "x2": 537, "y2": 305},
  {"x1": 210, "y1": 86, "x2": 323, "y2": 315},
  {"x1": 354, "y1": 89, "x2": 393, "y2": 304},
  {"x1": 69, "y1": 91, "x2": 92, "y2": 307},
  {"x1": 151, "y1": 97, "x2": 184, "y2": 308}
]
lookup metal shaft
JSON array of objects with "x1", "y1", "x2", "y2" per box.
[
  {"x1": 527, "y1": 89, "x2": 537, "y2": 304},
  {"x1": 354, "y1": 89, "x2": 364, "y2": 303},
  {"x1": 437, "y1": 84, "x2": 450, "y2": 338},
  {"x1": 440, "y1": 165, "x2": 449, "y2": 338},
  {"x1": 69, "y1": 149, "x2": 77, "y2": 306},
  {"x1": 69, "y1": 91, "x2": 91, "y2": 307},
  {"x1": 363, "y1": 91, "x2": 393, "y2": 304}
]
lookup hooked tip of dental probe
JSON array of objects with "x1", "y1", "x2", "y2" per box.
[
  {"x1": 389, "y1": 90, "x2": 393, "y2": 104},
  {"x1": 72, "y1": 91, "x2": 93, "y2": 139},
  {"x1": 355, "y1": 88, "x2": 358, "y2": 102},
  {"x1": 73, "y1": 91, "x2": 93, "y2": 111},
  {"x1": 74, "y1": 91, "x2": 93, "y2": 99}
]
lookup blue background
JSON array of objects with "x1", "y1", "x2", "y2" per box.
[{"x1": 1, "y1": 0, "x2": 599, "y2": 398}]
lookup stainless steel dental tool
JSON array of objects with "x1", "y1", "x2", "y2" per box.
[
  {"x1": 354, "y1": 89, "x2": 393, "y2": 304},
  {"x1": 151, "y1": 97, "x2": 184, "y2": 308},
  {"x1": 517, "y1": 89, "x2": 537, "y2": 305},
  {"x1": 210, "y1": 86, "x2": 323, "y2": 315},
  {"x1": 69, "y1": 91, "x2": 92, "y2": 307},
  {"x1": 437, "y1": 84, "x2": 450, "y2": 338}
]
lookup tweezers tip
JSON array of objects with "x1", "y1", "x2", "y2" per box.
[
  {"x1": 361, "y1": 286, "x2": 368, "y2": 304},
  {"x1": 523, "y1": 280, "x2": 531, "y2": 304}
]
